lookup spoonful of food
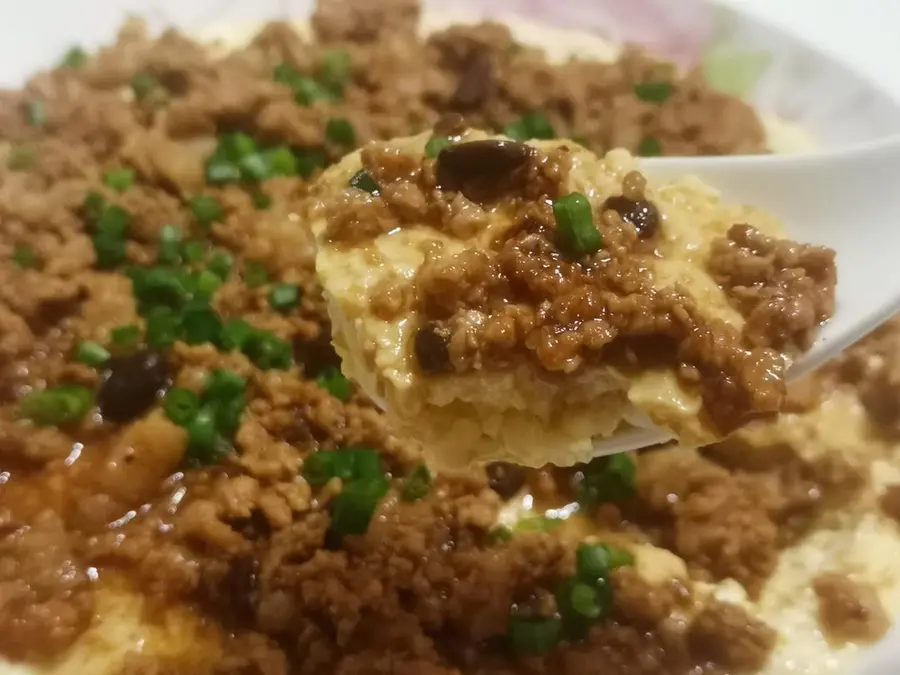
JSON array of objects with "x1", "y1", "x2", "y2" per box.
[
  {"x1": 592, "y1": 133, "x2": 900, "y2": 457},
  {"x1": 309, "y1": 129, "x2": 900, "y2": 468}
]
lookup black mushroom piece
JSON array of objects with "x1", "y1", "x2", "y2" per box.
[
  {"x1": 413, "y1": 322, "x2": 453, "y2": 374},
  {"x1": 485, "y1": 462, "x2": 527, "y2": 500},
  {"x1": 293, "y1": 326, "x2": 342, "y2": 378},
  {"x1": 435, "y1": 139, "x2": 535, "y2": 202},
  {"x1": 602, "y1": 195, "x2": 661, "y2": 238},
  {"x1": 450, "y1": 52, "x2": 494, "y2": 109},
  {"x1": 97, "y1": 350, "x2": 171, "y2": 424}
]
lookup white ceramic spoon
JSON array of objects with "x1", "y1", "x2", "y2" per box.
[{"x1": 591, "y1": 134, "x2": 900, "y2": 457}]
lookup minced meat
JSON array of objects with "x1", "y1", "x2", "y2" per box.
[
  {"x1": 813, "y1": 573, "x2": 890, "y2": 645},
  {"x1": 0, "y1": 0, "x2": 884, "y2": 673}
]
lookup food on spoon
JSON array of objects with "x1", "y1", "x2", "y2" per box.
[{"x1": 309, "y1": 128, "x2": 836, "y2": 467}]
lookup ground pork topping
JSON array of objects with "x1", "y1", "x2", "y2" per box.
[{"x1": 813, "y1": 573, "x2": 891, "y2": 645}]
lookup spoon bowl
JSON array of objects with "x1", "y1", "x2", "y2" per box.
[{"x1": 590, "y1": 135, "x2": 900, "y2": 457}]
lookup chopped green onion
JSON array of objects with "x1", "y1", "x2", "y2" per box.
[
  {"x1": 401, "y1": 464, "x2": 432, "y2": 502},
  {"x1": 204, "y1": 368, "x2": 247, "y2": 402},
  {"x1": 251, "y1": 189, "x2": 271, "y2": 210},
  {"x1": 425, "y1": 136, "x2": 452, "y2": 158},
  {"x1": 576, "y1": 542, "x2": 634, "y2": 582},
  {"x1": 316, "y1": 365, "x2": 352, "y2": 402},
  {"x1": 131, "y1": 72, "x2": 159, "y2": 101},
  {"x1": 329, "y1": 476, "x2": 389, "y2": 537},
  {"x1": 181, "y1": 240, "x2": 207, "y2": 264},
  {"x1": 195, "y1": 269, "x2": 222, "y2": 297},
  {"x1": 20, "y1": 384, "x2": 93, "y2": 427},
  {"x1": 145, "y1": 306, "x2": 182, "y2": 348},
  {"x1": 504, "y1": 111, "x2": 555, "y2": 141},
  {"x1": 244, "y1": 261, "x2": 269, "y2": 288},
  {"x1": 60, "y1": 46, "x2": 88, "y2": 69},
  {"x1": 238, "y1": 152, "x2": 270, "y2": 182},
  {"x1": 561, "y1": 579, "x2": 602, "y2": 619},
  {"x1": 186, "y1": 404, "x2": 219, "y2": 461},
  {"x1": 220, "y1": 318, "x2": 254, "y2": 351},
  {"x1": 349, "y1": 169, "x2": 380, "y2": 196},
  {"x1": 296, "y1": 77, "x2": 333, "y2": 106},
  {"x1": 96, "y1": 205, "x2": 131, "y2": 239},
  {"x1": 265, "y1": 147, "x2": 298, "y2": 177},
  {"x1": 303, "y1": 447, "x2": 383, "y2": 486},
  {"x1": 110, "y1": 324, "x2": 141, "y2": 347},
  {"x1": 268, "y1": 283, "x2": 300, "y2": 313},
  {"x1": 7, "y1": 145, "x2": 36, "y2": 170},
  {"x1": 638, "y1": 136, "x2": 662, "y2": 157},
  {"x1": 26, "y1": 100, "x2": 47, "y2": 127},
  {"x1": 576, "y1": 452, "x2": 636, "y2": 508},
  {"x1": 82, "y1": 191, "x2": 106, "y2": 223},
  {"x1": 553, "y1": 192, "x2": 602, "y2": 256},
  {"x1": 207, "y1": 251, "x2": 233, "y2": 280},
  {"x1": 92, "y1": 234, "x2": 127, "y2": 269},
  {"x1": 76, "y1": 341, "x2": 111, "y2": 367},
  {"x1": 507, "y1": 616, "x2": 561, "y2": 656},
  {"x1": 488, "y1": 525, "x2": 514, "y2": 544},
  {"x1": 103, "y1": 167, "x2": 135, "y2": 192},
  {"x1": 295, "y1": 149, "x2": 327, "y2": 179},
  {"x1": 189, "y1": 194, "x2": 224, "y2": 227},
  {"x1": 242, "y1": 330, "x2": 292, "y2": 370},
  {"x1": 13, "y1": 245, "x2": 38, "y2": 269},
  {"x1": 325, "y1": 117, "x2": 355, "y2": 147},
  {"x1": 163, "y1": 388, "x2": 201, "y2": 426},
  {"x1": 132, "y1": 267, "x2": 191, "y2": 309},
  {"x1": 319, "y1": 48, "x2": 351, "y2": 94},
  {"x1": 219, "y1": 132, "x2": 256, "y2": 161},
  {"x1": 181, "y1": 301, "x2": 223, "y2": 345},
  {"x1": 634, "y1": 81, "x2": 673, "y2": 104},
  {"x1": 157, "y1": 224, "x2": 183, "y2": 265},
  {"x1": 205, "y1": 159, "x2": 241, "y2": 184},
  {"x1": 215, "y1": 393, "x2": 247, "y2": 437},
  {"x1": 273, "y1": 62, "x2": 301, "y2": 87}
]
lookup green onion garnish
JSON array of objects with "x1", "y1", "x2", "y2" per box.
[
  {"x1": 195, "y1": 269, "x2": 222, "y2": 297},
  {"x1": 13, "y1": 245, "x2": 38, "y2": 269},
  {"x1": 252, "y1": 189, "x2": 272, "y2": 210},
  {"x1": 401, "y1": 464, "x2": 432, "y2": 502},
  {"x1": 507, "y1": 616, "x2": 562, "y2": 656},
  {"x1": 189, "y1": 194, "x2": 224, "y2": 227},
  {"x1": 273, "y1": 62, "x2": 301, "y2": 87},
  {"x1": 96, "y1": 205, "x2": 131, "y2": 238},
  {"x1": 163, "y1": 388, "x2": 200, "y2": 426},
  {"x1": 424, "y1": 136, "x2": 452, "y2": 159},
  {"x1": 204, "y1": 368, "x2": 247, "y2": 402},
  {"x1": 20, "y1": 384, "x2": 94, "y2": 427},
  {"x1": 634, "y1": 81, "x2": 673, "y2": 104},
  {"x1": 60, "y1": 46, "x2": 88, "y2": 69},
  {"x1": 241, "y1": 330, "x2": 293, "y2": 370},
  {"x1": 349, "y1": 169, "x2": 380, "y2": 196},
  {"x1": 7, "y1": 145, "x2": 36, "y2": 170},
  {"x1": 265, "y1": 147, "x2": 298, "y2": 177},
  {"x1": 244, "y1": 261, "x2": 269, "y2": 288},
  {"x1": 329, "y1": 475, "x2": 389, "y2": 538},
  {"x1": 181, "y1": 301, "x2": 223, "y2": 345},
  {"x1": 131, "y1": 72, "x2": 159, "y2": 101},
  {"x1": 76, "y1": 341, "x2": 111, "y2": 367},
  {"x1": 220, "y1": 318, "x2": 254, "y2": 351},
  {"x1": 145, "y1": 306, "x2": 181, "y2": 348},
  {"x1": 205, "y1": 160, "x2": 241, "y2": 184},
  {"x1": 553, "y1": 192, "x2": 602, "y2": 256},
  {"x1": 157, "y1": 224, "x2": 183, "y2": 265},
  {"x1": 110, "y1": 324, "x2": 141, "y2": 347},
  {"x1": 215, "y1": 393, "x2": 247, "y2": 437},
  {"x1": 186, "y1": 404, "x2": 219, "y2": 460},
  {"x1": 103, "y1": 167, "x2": 135, "y2": 192},
  {"x1": 638, "y1": 136, "x2": 662, "y2": 157},
  {"x1": 296, "y1": 78, "x2": 332, "y2": 106},
  {"x1": 319, "y1": 48, "x2": 351, "y2": 95},
  {"x1": 207, "y1": 251, "x2": 233, "y2": 280},
  {"x1": 82, "y1": 191, "x2": 106, "y2": 223},
  {"x1": 504, "y1": 111, "x2": 555, "y2": 141},
  {"x1": 26, "y1": 100, "x2": 47, "y2": 127},
  {"x1": 268, "y1": 283, "x2": 300, "y2": 313},
  {"x1": 303, "y1": 447, "x2": 383, "y2": 486},
  {"x1": 131, "y1": 267, "x2": 191, "y2": 309},
  {"x1": 238, "y1": 152, "x2": 270, "y2": 182},
  {"x1": 488, "y1": 526, "x2": 514, "y2": 544},
  {"x1": 514, "y1": 515, "x2": 562, "y2": 534},
  {"x1": 181, "y1": 241, "x2": 207, "y2": 264},
  {"x1": 576, "y1": 542, "x2": 634, "y2": 581},
  {"x1": 326, "y1": 117, "x2": 356, "y2": 146},
  {"x1": 576, "y1": 452, "x2": 636, "y2": 509},
  {"x1": 92, "y1": 234, "x2": 127, "y2": 269},
  {"x1": 316, "y1": 365, "x2": 352, "y2": 402}
]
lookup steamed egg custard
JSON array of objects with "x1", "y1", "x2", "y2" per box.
[{"x1": 310, "y1": 128, "x2": 836, "y2": 467}]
